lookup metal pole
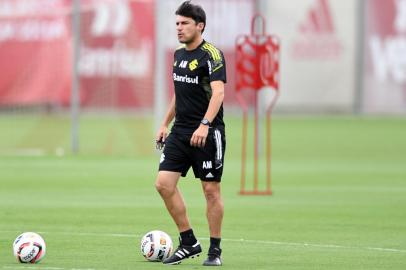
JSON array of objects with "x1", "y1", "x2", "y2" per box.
[
  {"x1": 240, "y1": 110, "x2": 248, "y2": 194},
  {"x1": 154, "y1": 0, "x2": 167, "y2": 134},
  {"x1": 71, "y1": 0, "x2": 80, "y2": 154},
  {"x1": 354, "y1": 0, "x2": 365, "y2": 114},
  {"x1": 266, "y1": 108, "x2": 271, "y2": 194},
  {"x1": 254, "y1": 88, "x2": 259, "y2": 192}
]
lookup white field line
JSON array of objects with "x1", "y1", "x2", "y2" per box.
[
  {"x1": 1, "y1": 230, "x2": 405, "y2": 254},
  {"x1": 0, "y1": 148, "x2": 46, "y2": 157}
]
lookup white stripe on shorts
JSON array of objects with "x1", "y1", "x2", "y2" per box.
[{"x1": 214, "y1": 129, "x2": 222, "y2": 160}]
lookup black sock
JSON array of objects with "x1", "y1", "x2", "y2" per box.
[
  {"x1": 180, "y1": 229, "x2": 197, "y2": 246},
  {"x1": 209, "y1": 237, "x2": 221, "y2": 250}
]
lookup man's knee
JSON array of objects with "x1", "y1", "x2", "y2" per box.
[
  {"x1": 155, "y1": 171, "x2": 179, "y2": 197},
  {"x1": 155, "y1": 180, "x2": 174, "y2": 196},
  {"x1": 202, "y1": 183, "x2": 222, "y2": 203}
]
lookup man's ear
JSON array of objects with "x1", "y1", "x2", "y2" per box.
[{"x1": 197, "y1": 22, "x2": 205, "y2": 32}]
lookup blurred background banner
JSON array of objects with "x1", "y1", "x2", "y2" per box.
[
  {"x1": 0, "y1": 0, "x2": 256, "y2": 110},
  {"x1": 0, "y1": 0, "x2": 71, "y2": 107},
  {"x1": 262, "y1": 0, "x2": 358, "y2": 113},
  {"x1": 0, "y1": 0, "x2": 155, "y2": 110},
  {"x1": 78, "y1": 0, "x2": 154, "y2": 109},
  {"x1": 2, "y1": 0, "x2": 405, "y2": 112},
  {"x1": 363, "y1": 0, "x2": 406, "y2": 113}
]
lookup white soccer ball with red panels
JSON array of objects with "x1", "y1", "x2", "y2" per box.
[
  {"x1": 140, "y1": 230, "x2": 173, "y2": 262},
  {"x1": 13, "y1": 232, "x2": 46, "y2": 263}
]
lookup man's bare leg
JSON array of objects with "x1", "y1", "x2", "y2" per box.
[
  {"x1": 201, "y1": 181, "x2": 223, "y2": 266},
  {"x1": 155, "y1": 171, "x2": 191, "y2": 232}
]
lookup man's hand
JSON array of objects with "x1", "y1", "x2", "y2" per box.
[
  {"x1": 156, "y1": 126, "x2": 169, "y2": 150},
  {"x1": 190, "y1": 124, "x2": 209, "y2": 148}
]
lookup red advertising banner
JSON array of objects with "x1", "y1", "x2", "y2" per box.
[
  {"x1": 0, "y1": 0, "x2": 154, "y2": 109},
  {"x1": 364, "y1": 0, "x2": 406, "y2": 113},
  {"x1": 0, "y1": 0, "x2": 71, "y2": 106},
  {"x1": 78, "y1": 0, "x2": 154, "y2": 108},
  {"x1": 0, "y1": 0, "x2": 256, "y2": 110},
  {"x1": 291, "y1": 0, "x2": 343, "y2": 60}
]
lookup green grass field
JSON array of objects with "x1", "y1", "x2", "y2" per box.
[{"x1": 0, "y1": 115, "x2": 405, "y2": 269}]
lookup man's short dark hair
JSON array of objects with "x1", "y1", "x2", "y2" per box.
[{"x1": 175, "y1": 1, "x2": 206, "y2": 33}]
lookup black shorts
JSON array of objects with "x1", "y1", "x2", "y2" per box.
[{"x1": 158, "y1": 128, "x2": 226, "y2": 182}]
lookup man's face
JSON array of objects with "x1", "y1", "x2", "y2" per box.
[{"x1": 176, "y1": 15, "x2": 203, "y2": 44}]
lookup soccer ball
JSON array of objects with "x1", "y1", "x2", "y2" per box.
[
  {"x1": 140, "y1": 230, "x2": 173, "y2": 262},
  {"x1": 13, "y1": 232, "x2": 46, "y2": 263}
]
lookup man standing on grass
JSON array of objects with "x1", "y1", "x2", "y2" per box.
[{"x1": 154, "y1": 0, "x2": 227, "y2": 266}]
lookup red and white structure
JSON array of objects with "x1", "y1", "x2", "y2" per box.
[{"x1": 236, "y1": 14, "x2": 280, "y2": 195}]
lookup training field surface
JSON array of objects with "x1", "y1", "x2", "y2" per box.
[{"x1": 0, "y1": 116, "x2": 405, "y2": 269}]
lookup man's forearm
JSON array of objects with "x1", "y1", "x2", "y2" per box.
[
  {"x1": 203, "y1": 81, "x2": 225, "y2": 123},
  {"x1": 204, "y1": 92, "x2": 224, "y2": 123}
]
